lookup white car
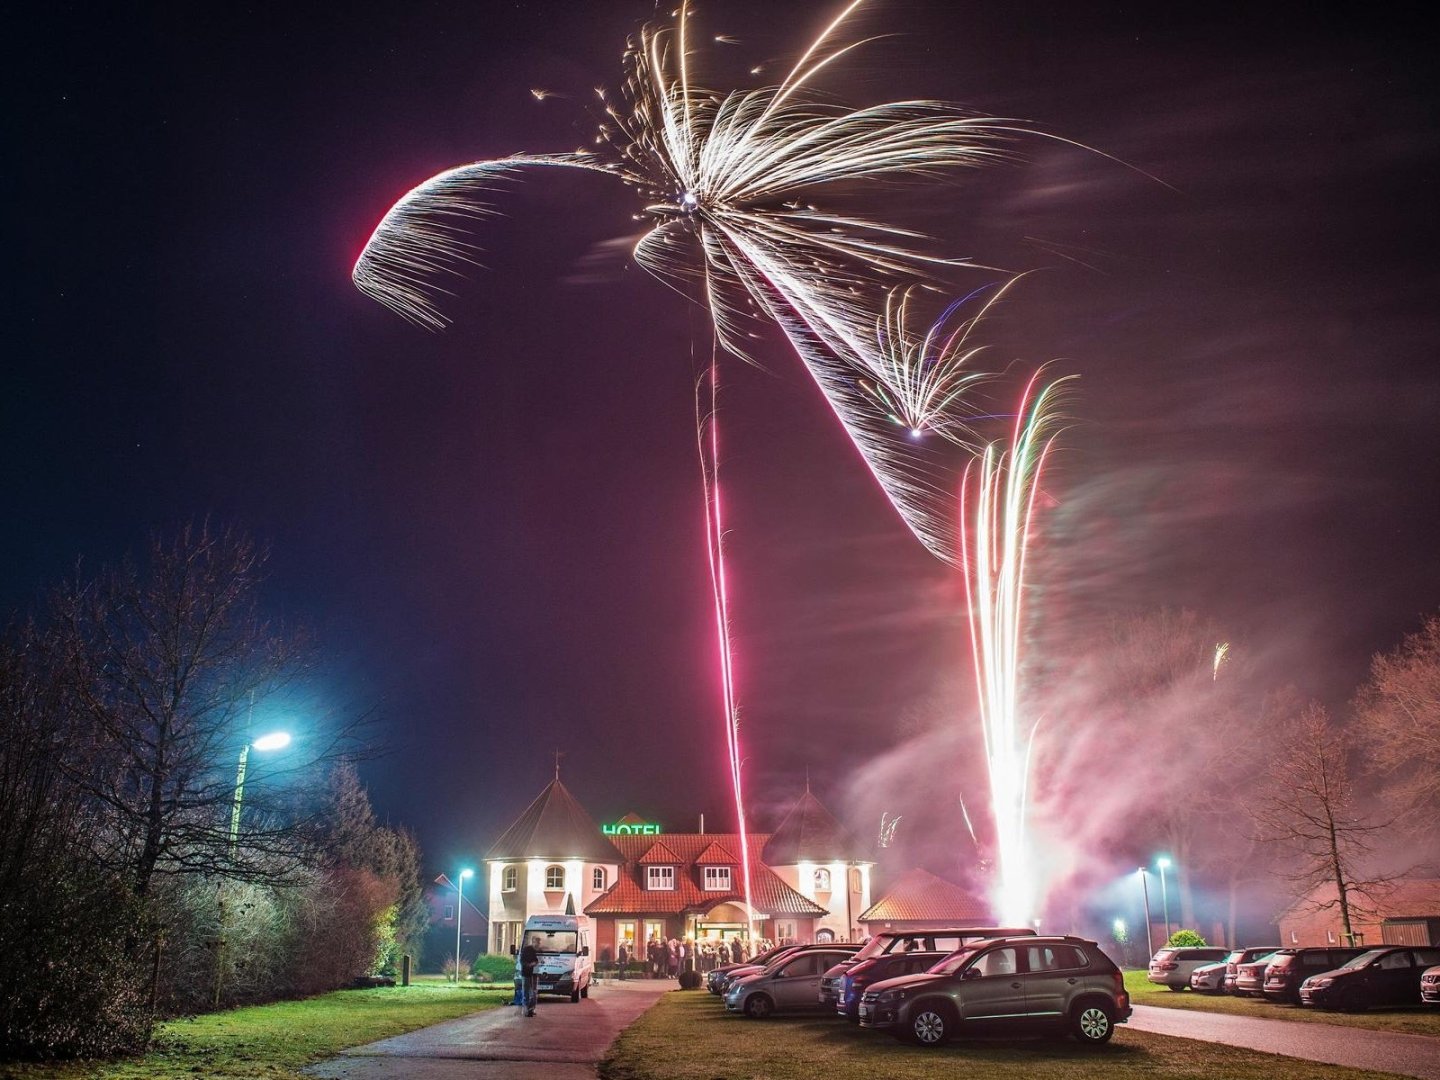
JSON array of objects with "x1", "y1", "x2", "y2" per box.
[
  {"x1": 1148, "y1": 947, "x2": 1229, "y2": 991},
  {"x1": 1189, "y1": 960, "x2": 1228, "y2": 993}
]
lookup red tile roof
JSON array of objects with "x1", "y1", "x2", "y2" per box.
[
  {"x1": 585, "y1": 832, "x2": 827, "y2": 917},
  {"x1": 694, "y1": 839, "x2": 740, "y2": 865},
  {"x1": 637, "y1": 840, "x2": 683, "y2": 865},
  {"x1": 859, "y1": 868, "x2": 993, "y2": 924}
]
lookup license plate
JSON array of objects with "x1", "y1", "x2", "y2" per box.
[
  {"x1": 540, "y1": 983, "x2": 554, "y2": 991},
  {"x1": 858, "y1": 1005, "x2": 871, "y2": 1019}
]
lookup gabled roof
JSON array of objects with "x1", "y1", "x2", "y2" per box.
[
  {"x1": 484, "y1": 778, "x2": 623, "y2": 863},
  {"x1": 695, "y1": 839, "x2": 740, "y2": 865},
  {"x1": 585, "y1": 832, "x2": 828, "y2": 917},
  {"x1": 761, "y1": 789, "x2": 863, "y2": 865},
  {"x1": 637, "y1": 840, "x2": 684, "y2": 865},
  {"x1": 859, "y1": 868, "x2": 992, "y2": 924}
]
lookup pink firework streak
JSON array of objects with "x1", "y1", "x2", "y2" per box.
[
  {"x1": 959, "y1": 374, "x2": 1069, "y2": 926},
  {"x1": 697, "y1": 361, "x2": 757, "y2": 939}
]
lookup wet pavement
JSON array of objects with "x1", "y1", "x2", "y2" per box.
[
  {"x1": 1128, "y1": 1003, "x2": 1440, "y2": 1080},
  {"x1": 305, "y1": 977, "x2": 671, "y2": 1080}
]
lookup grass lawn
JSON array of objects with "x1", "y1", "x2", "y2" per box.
[
  {"x1": 1, "y1": 982, "x2": 510, "y2": 1080},
  {"x1": 600, "y1": 990, "x2": 1407, "y2": 1080},
  {"x1": 1124, "y1": 971, "x2": 1440, "y2": 1037}
]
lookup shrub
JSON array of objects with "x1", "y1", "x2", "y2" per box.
[
  {"x1": 1167, "y1": 928, "x2": 1207, "y2": 947},
  {"x1": 472, "y1": 953, "x2": 517, "y2": 981},
  {"x1": 678, "y1": 969, "x2": 702, "y2": 990}
]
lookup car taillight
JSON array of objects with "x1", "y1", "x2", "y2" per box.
[
  {"x1": 1158, "y1": 961, "x2": 1177, "y2": 970},
  {"x1": 1112, "y1": 969, "x2": 1127, "y2": 1005}
]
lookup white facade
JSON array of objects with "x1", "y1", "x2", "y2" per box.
[
  {"x1": 487, "y1": 856, "x2": 619, "y2": 956},
  {"x1": 771, "y1": 859, "x2": 873, "y2": 941}
]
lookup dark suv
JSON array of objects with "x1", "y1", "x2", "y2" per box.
[
  {"x1": 1262, "y1": 947, "x2": 1367, "y2": 1003},
  {"x1": 1299, "y1": 947, "x2": 1440, "y2": 1011},
  {"x1": 858, "y1": 935, "x2": 1130, "y2": 1045}
]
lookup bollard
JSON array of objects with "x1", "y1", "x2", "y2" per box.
[{"x1": 402, "y1": 954, "x2": 411, "y2": 987}]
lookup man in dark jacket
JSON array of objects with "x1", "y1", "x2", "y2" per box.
[{"x1": 520, "y1": 937, "x2": 540, "y2": 1016}]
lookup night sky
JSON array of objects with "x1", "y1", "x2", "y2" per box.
[{"x1": 9, "y1": 1, "x2": 1439, "y2": 889}]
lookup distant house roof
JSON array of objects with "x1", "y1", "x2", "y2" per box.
[
  {"x1": 484, "y1": 779, "x2": 624, "y2": 863},
  {"x1": 761, "y1": 789, "x2": 865, "y2": 865},
  {"x1": 859, "y1": 868, "x2": 993, "y2": 925},
  {"x1": 585, "y1": 833, "x2": 828, "y2": 918}
]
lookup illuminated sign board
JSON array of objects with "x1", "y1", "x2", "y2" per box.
[{"x1": 602, "y1": 822, "x2": 662, "y2": 836}]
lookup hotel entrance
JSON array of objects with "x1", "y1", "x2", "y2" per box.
[{"x1": 696, "y1": 901, "x2": 757, "y2": 941}]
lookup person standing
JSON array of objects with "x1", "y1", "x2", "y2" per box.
[{"x1": 520, "y1": 936, "x2": 540, "y2": 1017}]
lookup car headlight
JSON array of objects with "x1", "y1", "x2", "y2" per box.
[
  {"x1": 876, "y1": 989, "x2": 906, "y2": 1004},
  {"x1": 1307, "y1": 977, "x2": 1332, "y2": 988}
]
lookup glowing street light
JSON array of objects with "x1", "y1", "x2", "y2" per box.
[
  {"x1": 455, "y1": 868, "x2": 475, "y2": 982},
  {"x1": 1136, "y1": 867, "x2": 1154, "y2": 957},
  {"x1": 229, "y1": 731, "x2": 292, "y2": 853},
  {"x1": 1156, "y1": 856, "x2": 1173, "y2": 943}
]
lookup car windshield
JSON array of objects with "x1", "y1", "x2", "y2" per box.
[
  {"x1": 1336, "y1": 949, "x2": 1388, "y2": 971},
  {"x1": 529, "y1": 931, "x2": 577, "y2": 954},
  {"x1": 929, "y1": 947, "x2": 982, "y2": 977}
]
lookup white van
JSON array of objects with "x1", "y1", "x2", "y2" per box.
[{"x1": 521, "y1": 914, "x2": 593, "y2": 1002}]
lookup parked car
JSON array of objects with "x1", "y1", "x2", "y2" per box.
[
  {"x1": 1299, "y1": 947, "x2": 1440, "y2": 1011},
  {"x1": 725, "y1": 947, "x2": 860, "y2": 1018},
  {"x1": 1421, "y1": 964, "x2": 1440, "y2": 1006},
  {"x1": 858, "y1": 935, "x2": 1131, "y2": 1045},
  {"x1": 1234, "y1": 954, "x2": 1277, "y2": 997},
  {"x1": 714, "y1": 943, "x2": 861, "y2": 1000},
  {"x1": 819, "y1": 927, "x2": 1035, "y2": 1014},
  {"x1": 1263, "y1": 947, "x2": 1367, "y2": 1003},
  {"x1": 1148, "y1": 946, "x2": 1229, "y2": 990},
  {"x1": 1190, "y1": 947, "x2": 1279, "y2": 993},
  {"x1": 1223, "y1": 947, "x2": 1281, "y2": 994},
  {"x1": 706, "y1": 946, "x2": 792, "y2": 994},
  {"x1": 827, "y1": 951, "x2": 946, "y2": 1022}
]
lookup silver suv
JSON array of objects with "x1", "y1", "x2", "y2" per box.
[{"x1": 858, "y1": 935, "x2": 1131, "y2": 1045}]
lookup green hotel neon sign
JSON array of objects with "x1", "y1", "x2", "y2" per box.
[{"x1": 602, "y1": 822, "x2": 662, "y2": 836}]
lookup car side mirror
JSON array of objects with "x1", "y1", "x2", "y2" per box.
[
  {"x1": 961, "y1": 968, "x2": 982, "y2": 980},
  {"x1": 510, "y1": 947, "x2": 518, "y2": 956}
]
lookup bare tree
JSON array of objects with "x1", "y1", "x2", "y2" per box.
[
  {"x1": 1354, "y1": 612, "x2": 1440, "y2": 816},
  {"x1": 51, "y1": 522, "x2": 360, "y2": 897},
  {"x1": 1249, "y1": 702, "x2": 1391, "y2": 944}
]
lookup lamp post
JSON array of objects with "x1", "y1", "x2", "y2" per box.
[
  {"x1": 1157, "y1": 856, "x2": 1172, "y2": 944},
  {"x1": 229, "y1": 731, "x2": 292, "y2": 855},
  {"x1": 1137, "y1": 867, "x2": 1154, "y2": 958},
  {"x1": 455, "y1": 868, "x2": 474, "y2": 981}
]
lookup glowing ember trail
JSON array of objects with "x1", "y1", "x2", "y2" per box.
[
  {"x1": 696, "y1": 360, "x2": 757, "y2": 937},
  {"x1": 959, "y1": 374, "x2": 1068, "y2": 926}
]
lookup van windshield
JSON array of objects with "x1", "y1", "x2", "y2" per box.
[{"x1": 529, "y1": 931, "x2": 578, "y2": 954}]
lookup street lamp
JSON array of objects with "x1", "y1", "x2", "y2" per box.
[
  {"x1": 1156, "y1": 856, "x2": 1172, "y2": 944},
  {"x1": 229, "y1": 731, "x2": 292, "y2": 854},
  {"x1": 1137, "y1": 867, "x2": 1153, "y2": 958},
  {"x1": 455, "y1": 868, "x2": 474, "y2": 982}
]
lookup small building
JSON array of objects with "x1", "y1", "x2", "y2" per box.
[
  {"x1": 423, "y1": 872, "x2": 488, "y2": 969},
  {"x1": 1277, "y1": 878, "x2": 1440, "y2": 948},
  {"x1": 858, "y1": 867, "x2": 993, "y2": 933}
]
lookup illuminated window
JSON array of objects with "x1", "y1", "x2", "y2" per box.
[
  {"x1": 443, "y1": 905, "x2": 454, "y2": 921},
  {"x1": 1290, "y1": 930, "x2": 1298, "y2": 944},
  {"x1": 703, "y1": 866, "x2": 732, "y2": 891},
  {"x1": 1326, "y1": 929, "x2": 1336, "y2": 944},
  {"x1": 849, "y1": 868, "x2": 862, "y2": 892},
  {"x1": 816, "y1": 928, "x2": 835, "y2": 943},
  {"x1": 593, "y1": 867, "x2": 606, "y2": 891},
  {"x1": 502, "y1": 866, "x2": 517, "y2": 892},
  {"x1": 647, "y1": 865, "x2": 675, "y2": 891},
  {"x1": 813, "y1": 868, "x2": 832, "y2": 892},
  {"x1": 545, "y1": 865, "x2": 565, "y2": 890}
]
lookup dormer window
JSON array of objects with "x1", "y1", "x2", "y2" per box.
[
  {"x1": 813, "y1": 868, "x2": 832, "y2": 892},
  {"x1": 646, "y1": 865, "x2": 676, "y2": 891},
  {"x1": 545, "y1": 865, "x2": 566, "y2": 890},
  {"x1": 703, "y1": 866, "x2": 732, "y2": 891},
  {"x1": 502, "y1": 866, "x2": 517, "y2": 892},
  {"x1": 593, "y1": 867, "x2": 607, "y2": 891}
]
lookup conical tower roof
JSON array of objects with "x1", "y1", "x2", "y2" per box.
[
  {"x1": 761, "y1": 788, "x2": 862, "y2": 864},
  {"x1": 485, "y1": 778, "x2": 623, "y2": 863}
]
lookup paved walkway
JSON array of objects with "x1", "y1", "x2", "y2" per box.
[
  {"x1": 305, "y1": 978, "x2": 671, "y2": 1080},
  {"x1": 1128, "y1": 1004, "x2": 1440, "y2": 1080}
]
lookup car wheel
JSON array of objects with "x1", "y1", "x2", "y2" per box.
[
  {"x1": 743, "y1": 993, "x2": 774, "y2": 1019},
  {"x1": 1338, "y1": 988, "x2": 1366, "y2": 1013},
  {"x1": 1073, "y1": 1001, "x2": 1115, "y2": 1044},
  {"x1": 909, "y1": 1003, "x2": 954, "y2": 1046},
  {"x1": 1168, "y1": 983, "x2": 1188, "y2": 992},
  {"x1": 581, "y1": 982, "x2": 589, "y2": 999}
]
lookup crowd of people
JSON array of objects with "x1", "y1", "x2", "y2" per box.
[{"x1": 609, "y1": 936, "x2": 790, "y2": 977}]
